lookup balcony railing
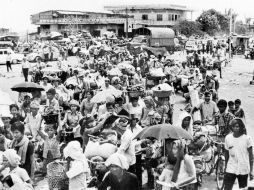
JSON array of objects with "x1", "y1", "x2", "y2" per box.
[{"x1": 32, "y1": 18, "x2": 128, "y2": 25}]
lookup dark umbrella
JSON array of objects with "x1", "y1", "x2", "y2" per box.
[
  {"x1": 134, "y1": 124, "x2": 193, "y2": 140},
  {"x1": 11, "y1": 82, "x2": 45, "y2": 92}
]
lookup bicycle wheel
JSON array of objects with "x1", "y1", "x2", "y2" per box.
[{"x1": 216, "y1": 157, "x2": 225, "y2": 190}]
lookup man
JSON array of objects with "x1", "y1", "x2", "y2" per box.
[
  {"x1": 213, "y1": 99, "x2": 235, "y2": 138},
  {"x1": 24, "y1": 101, "x2": 42, "y2": 141},
  {"x1": 21, "y1": 56, "x2": 30, "y2": 82},
  {"x1": 6, "y1": 51, "x2": 12, "y2": 72},
  {"x1": 192, "y1": 91, "x2": 218, "y2": 123},
  {"x1": 10, "y1": 121, "x2": 34, "y2": 177},
  {"x1": 118, "y1": 114, "x2": 143, "y2": 188}
]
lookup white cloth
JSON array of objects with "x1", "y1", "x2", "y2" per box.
[
  {"x1": 225, "y1": 134, "x2": 253, "y2": 175},
  {"x1": 66, "y1": 160, "x2": 89, "y2": 190},
  {"x1": 105, "y1": 153, "x2": 129, "y2": 170},
  {"x1": 64, "y1": 141, "x2": 90, "y2": 190},
  {"x1": 3, "y1": 149, "x2": 21, "y2": 167},
  {"x1": 177, "y1": 155, "x2": 197, "y2": 184},
  {"x1": 159, "y1": 167, "x2": 173, "y2": 190}
]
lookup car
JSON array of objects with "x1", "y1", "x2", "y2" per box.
[
  {"x1": 27, "y1": 47, "x2": 60, "y2": 62},
  {"x1": 185, "y1": 40, "x2": 197, "y2": 53},
  {"x1": 0, "y1": 48, "x2": 24, "y2": 65}
]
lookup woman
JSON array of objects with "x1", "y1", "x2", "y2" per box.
[
  {"x1": 64, "y1": 141, "x2": 90, "y2": 190},
  {"x1": 62, "y1": 100, "x2": 83, "y2": 145},
  {"x1": 1, "y1": 149, "x2": 32, "y2": 186},
  {"x1": 224, "y1": 118, "x2": 253, "y2": 190},
  {"x1": 126, "y1": 97, "x2": 143, "y2": 121},
  {"x1": 52, "y1": 77, "x2": 69, "y2": 103},
  {"x1": 98, "y1": 153, "x2": 139, "y2": 190},
  {"x1": 140, "y1": 96, "x2": 155, "y2": 127},
  {"x1": 80, "y1": 91, "x2": 96, "y2": 116},
  {"x1": 163, "y1": 140, "x2": 197, "y2": 190},
  {"x1": 175, "y1": 112, "x2": 193, "y2": 137},
  {"x1": 9, "y1": 122, "x2": 34, "y2": 177}
]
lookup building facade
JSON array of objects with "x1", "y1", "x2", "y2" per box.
[
  {"x1": 104, "y1": 4, "x2": 192, "y2": 29},
  {"x1": 31, "y1": 4, "x2": 191, "y2": 37},
  {"x1": 31, "y1": 10, "x2": 131, "y2": 37}
]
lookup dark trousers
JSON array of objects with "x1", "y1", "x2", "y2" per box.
[
  {"x1": 23, "y1": 68, "x2": 29, "y2": 82},
  {"x1": 6, "y1": 61, "x2": 12, "y2": 72},
  {"x1": 224, "y1": 172, "x2": 248, "y2": 190},
  {"x1": 128, "y1": 154, "x2": 142, "y2": 190}
]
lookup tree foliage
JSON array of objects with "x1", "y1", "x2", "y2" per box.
[
  {"x1": 197, "y1": 9, "x2": 229, "y2": 35},
  {"x1": 173, "y1": 20, "x2": 203, "y2": 37}
]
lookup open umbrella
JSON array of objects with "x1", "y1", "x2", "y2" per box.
[
  {"x1": 11, "y1": 82, "x2": 44, "y2": 92},
  {"x1": 134, "y1": 124, "x2": 193, "y2": 140},
  {"x1": 91, "y1": 89, "x2": 122, "y2": 104}
]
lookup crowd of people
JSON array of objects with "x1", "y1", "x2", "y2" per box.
[{"x1": 0, "y1": 36, "x2": 252, "y2": 190}]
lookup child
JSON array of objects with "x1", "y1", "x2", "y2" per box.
[
  {"x1": 24, "y1": 101, "x2": 42, "y2": 141},
  {"x1": 227, "y1": 101, "x2": 235, "y2": 115},
  {"x1": 9, "y1": 104, "x2": 24, "y2": 125},
  {"x1": 37, "y1": 119, "x2": 61, "y2": 176},
  {"x1": 63, "y1": 141, "x2": 90, "y2": 190},
  {"x1": 234, "y1": 99, "x2": 245, "y2": 119},
  {"x1": 159, "y1": 163, "x2": 174, "y2": 190}
]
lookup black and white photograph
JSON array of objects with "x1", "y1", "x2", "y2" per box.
[{"x1": 0, "y1": 0, "x2": 253, "y2": 189}]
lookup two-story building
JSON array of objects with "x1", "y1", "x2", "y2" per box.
[
  {"x1": 104, "y1": 4, "x2": 192, "y2": 29},
  {"x1": 30, "y1": 4, "x2": 192, "y2": 37},
  {"x1": 31, "y1": 10, "x2": 132, "y2": 37}
]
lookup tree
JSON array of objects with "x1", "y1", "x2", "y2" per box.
[
  {"x1": 173, "y1": 20, "x2": 203, "y2": 37},
  {"x1": 197, "y1": 9, "x2": 229, "y2": 35},
  {"x1": 235, "y1": 21, "x2": 247, "y2": 34}
]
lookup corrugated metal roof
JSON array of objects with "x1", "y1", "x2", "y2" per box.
[
  {"x1": 105, "y1": 4, "x2": 191, "y2": 11},
  {"x1": 145, "y1": 27, "x2": 175, "y2": 38}
]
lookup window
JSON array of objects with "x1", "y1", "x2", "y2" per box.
[
  {"x1": 172, "y1": 14, "x2": 175, "y2": 21},
  {"x1": 168, "y1": 14, "x2": 172, "y2": 21},
  {"x1": 3, "y1": 51, "x2": 7, "y2": 54},
  {"x1": 175, "y1": 14, "x2": 178, "y2": 21},
  {"x1": 0, "y1": 52, "x2": 2, "y2": 55},
  {"x1": 157, "y1": 14, "x2": 163, "y2": 21},
  {"x1": 142, "y1": 14, "x2": 148, "y2": 20}
]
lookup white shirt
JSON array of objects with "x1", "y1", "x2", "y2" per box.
[
  {"x1": 6, "y1": 54, "x2": 11, "y2": 62},
  {"x1": 22, "y1": 61, "x2": 30, "y2": 69},
  {"x1": 66, "y1": 160, "x2": 89, "y2": 190},
  {"x1": 24, "y1": 113, "x2": 42, "y2": 140},
  {"x1": 118, "y1": 128, "x2": 136, "y2": 166},
  {"x1": 225, "y1": 134, "x2": 253, "y2": 175}
]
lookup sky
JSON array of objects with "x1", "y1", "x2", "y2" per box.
[{"x1": 1, "y1": 0, "x2": 254, "y2": 33}]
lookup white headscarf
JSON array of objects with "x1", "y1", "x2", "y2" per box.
[
  {"x1": 175, "y1": 111, "x2": 193, "y2": 137},
  {"x1": 63, "y1": 141, "x2": 86, "y2": 161},
  {"x1": 105, "y1": 153, "x2": 129, "y2": 170},
  {"x1": 3, "y1": 149, "x2": 21, "y2": 167}
]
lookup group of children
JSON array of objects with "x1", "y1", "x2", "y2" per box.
[{"x1": 227, "y1": 99, "x2": 245, "y2": 119}]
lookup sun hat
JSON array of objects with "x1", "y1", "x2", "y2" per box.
[{"x1": 69, "y1": 99, "x2": 80, "y2": 107}]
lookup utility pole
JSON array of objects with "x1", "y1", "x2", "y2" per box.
[
  {"x1": 229, "y1": 8, "x2": 232, "y2": 59},
  {"x1": 126, "y1": 7, "x2": 128, "y2": 39}
]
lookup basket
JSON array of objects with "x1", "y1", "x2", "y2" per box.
[
  {"x1": 42, "y1": 113, "x2": 59, "y2": 124},
  {"x1": 47, "y1": 161, "x2": 69, "y2": 190},
  {"x1": 127, "y1": 90, "x2": 143, "y2": 98},
  {"x1": 153, "y1": 90, "x2": 171, "y2": 98}
]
